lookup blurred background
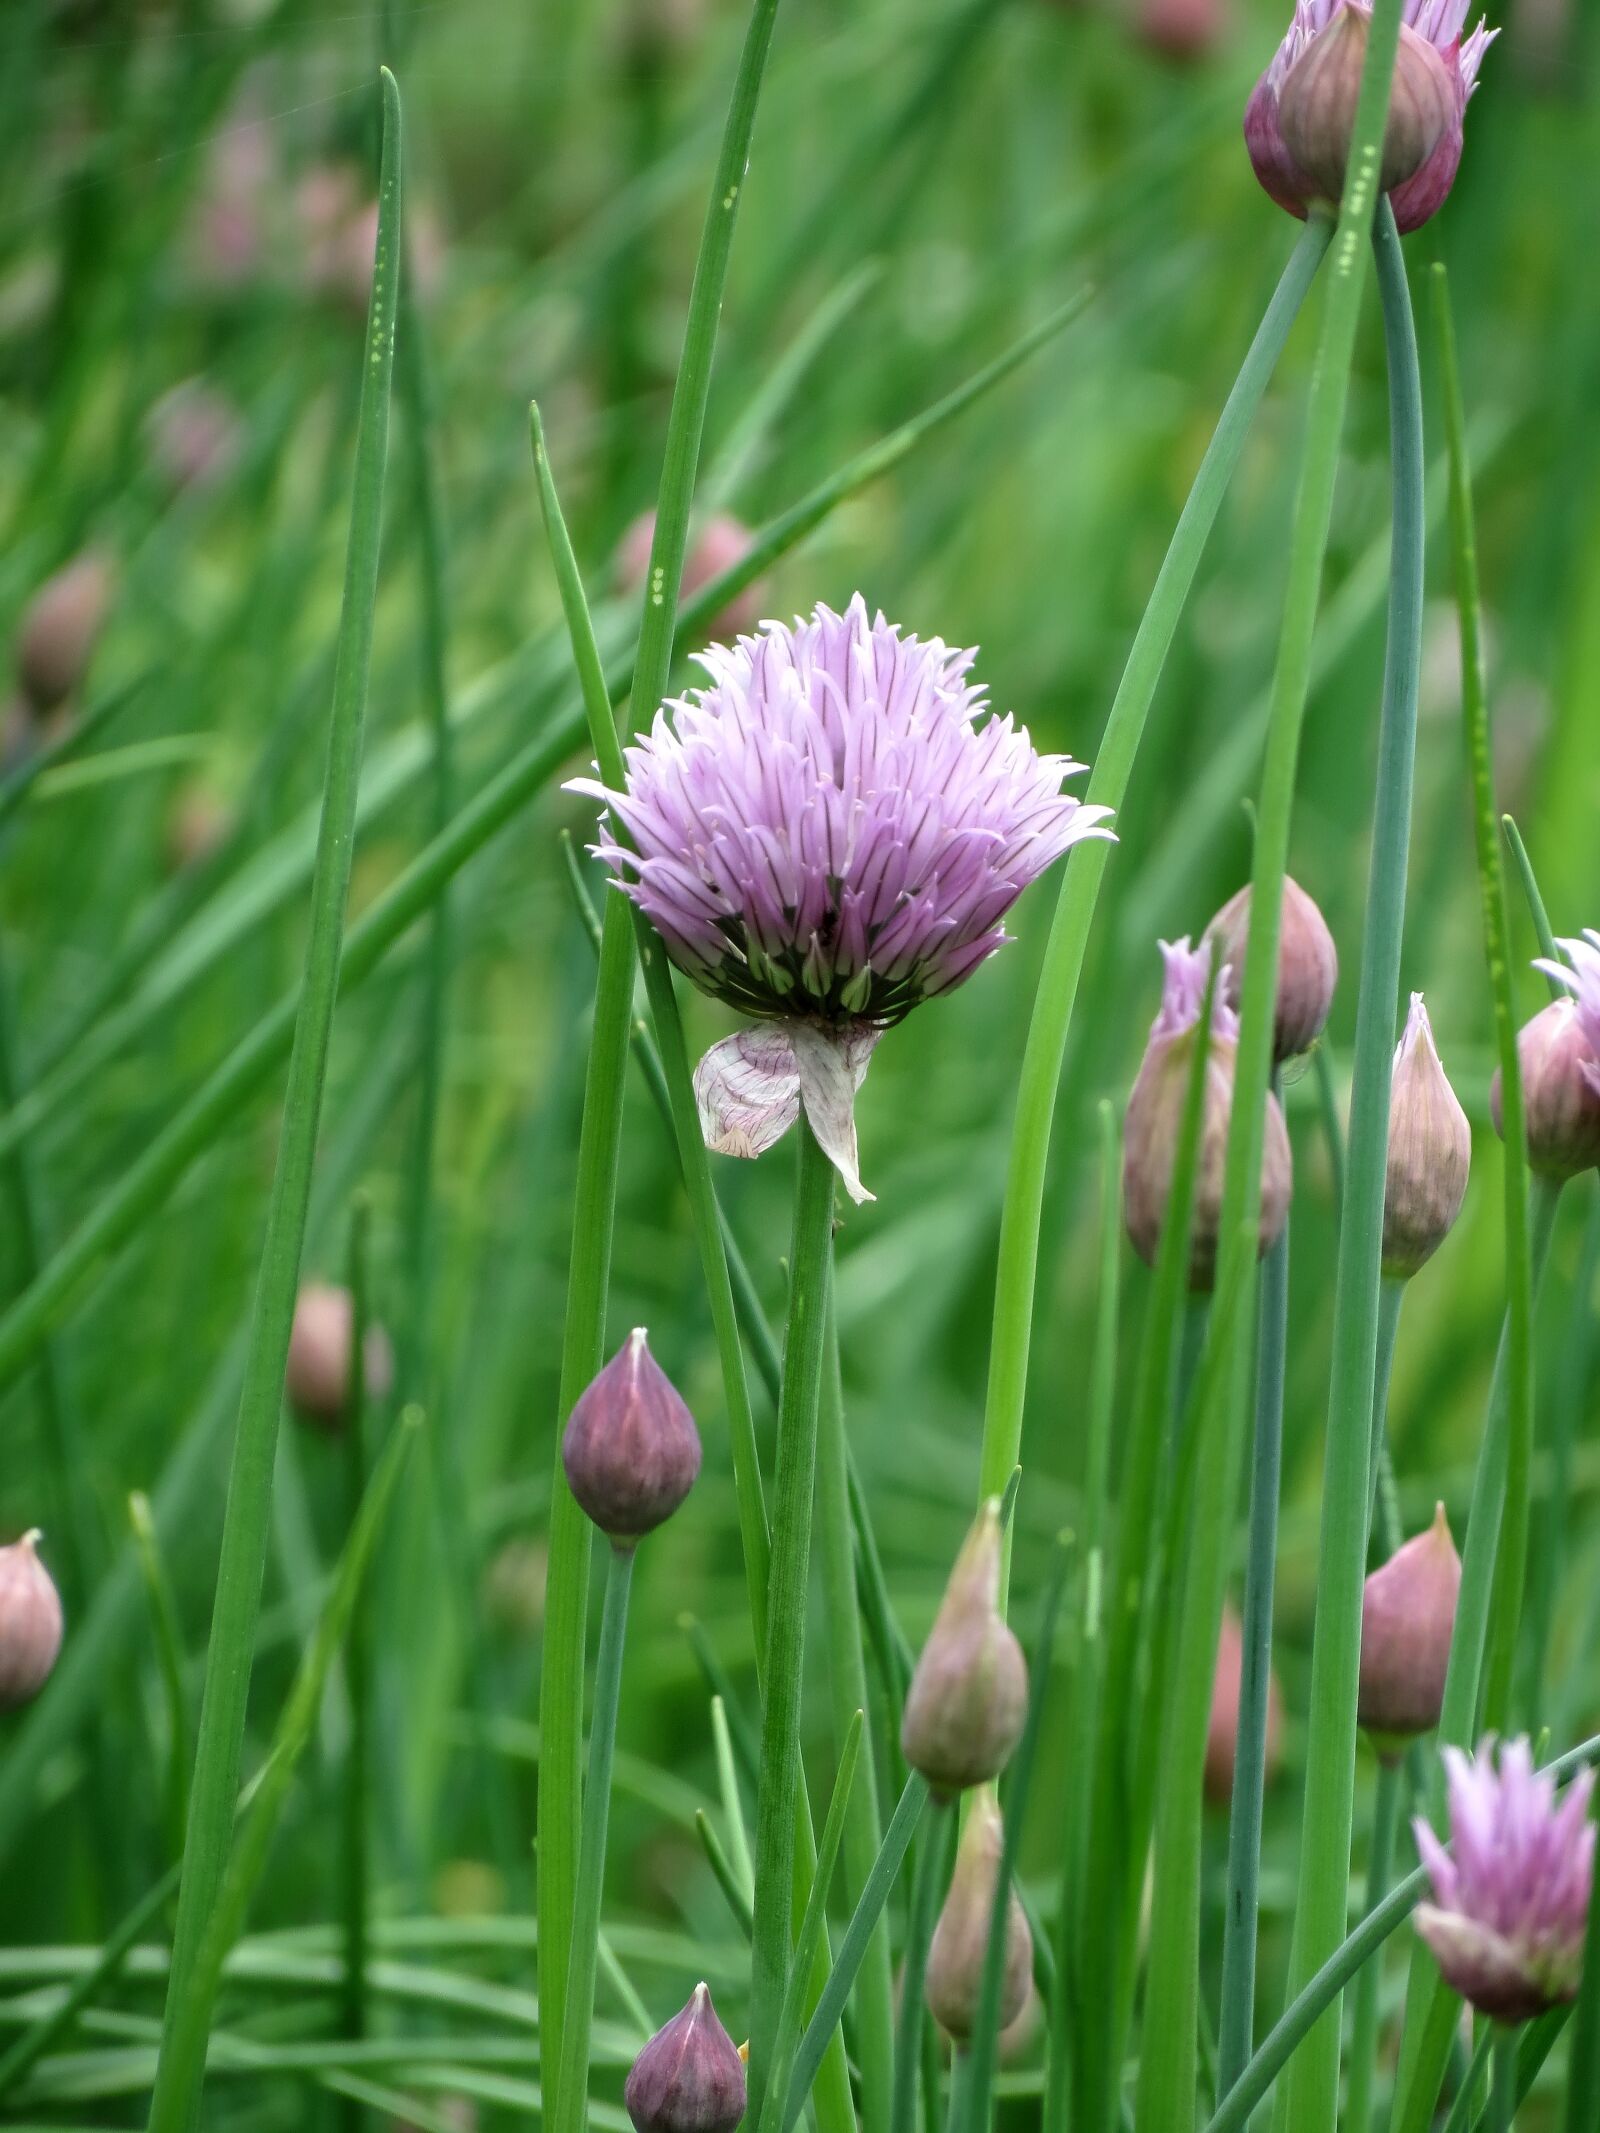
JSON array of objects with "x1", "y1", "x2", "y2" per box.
[{"x1": 0, "y1": 0, "x2": 1597, "y2": 2123}]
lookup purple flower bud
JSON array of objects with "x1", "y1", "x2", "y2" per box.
[
  {"x1": 1383, "y1": 994, "x2": 1471, "y2": 1278},
  {"x1": 1491, "y1": 990, "x2": 1600, "y2": 1182},
  {"x1": 1244, "y1": 1, "x2": 1497, "y2": 237},
  {"x1": 1205, "y1": 874, "x2": 1338, "y2": 1063},
  {"x1": 562, "y1": 1329, "x2": 702, "y2": 1548},
  {"x1": 925, "y1": 1786, "x2": 1033, "y2": 2042},
  {"x1": 1133, "y1": 0, "x2": 1229, "y2": 63},
  {"x1": 901, "y1": 1500, "x2": 1028, "y2": 1797},
  {"x1": 1414, "y1": 1737, "x2": 1595, "y2": 2021},
  {"x1": 16, "y1": 552, "x2": 114, "y2": 716},
  {"x1": 1204, "y1": 1603, "x2": 1284, "y2": 1806},
  {"x1": 624, "y1": 1983, "x2": 746, "y2": 2133},
  {"x1": 285, "y1": 1284, "x2": 395, "y2": 1431},
  {"x1": 617, "y1": 512, "x2": 767, "y2": 642},
  {"x1": 1124, "y1": 940, "x2": 1293, "y2": 1292},
  {"x1": 1359, "y1": 1503, "x2": 1460, "y2": 1756},
  {"x1": 0, "y1": 1531, "x2": 64, "y2": 1709}
]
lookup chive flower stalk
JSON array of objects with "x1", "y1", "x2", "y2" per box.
[
  {"x1": 1358, "y1": 1502, "x2": 1460, "y2": 1760},
  {"x1": 1382, "y1": 993, "x2": 1471, "y2": 1278},
  {"x1": 1123, "y1": 938, "x2": 1293, "y2": 1290},
  {"x1": 1414, "y1": 1736, "x2": 1595, "y2": 2020},
  {"x1": 0, "y1": 1531, "x2": 63, "y2": 1709},
  {"x1": 925, "y1": 1785, "x2": 1033, "y2": 2041},
  {"x1": 1491, "y1": 934, "x2": 1600, "y2": 1180},
  {"x1": 900, "y1": 1498, "x2": 1028, "y2": 1796},
  {"x1": 1205, "y1": 873, "x2": 1338, "y2": 1063},
  {"x1": 1244, "y1": 1, "x2": 1497, "y2": 234},
  {"x1": 569, "y1": 595, "x2": 1112, "y2": 1203},
  {"x1": 624, "y1": 1983, "x2": 747, "y2": 2133}
]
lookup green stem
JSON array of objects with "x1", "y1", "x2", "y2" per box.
[
  {"x1": 747, "y1": 1119, "x2": 837, "y2": 2120},
  {"x1": 1216, "y1": 1078, "x2": 1289, "y2": 2099},
  {"x1": 1368, "y1": 1276, "x2": 1405, "y2": 1560},
  {"x1": 552, "y1": 1544, "x2": 636, "y2": 2133},
  {"x1": 340, "y1": 1200, "x2": 373, "y2": 2133},
  {"x1": 1270, "y1": 191, "x2": 1425, "y2": 2133},
  {"x1": 1343, "y1": 1760, "x2": 1402, "y2": 2133},
  {"x1": 143, "y1": 72, "x2": 401, "y2": 2133},
  {"x1": 946, "y1": 2051, "x2": 974, "y2": 2133},
  {"x1": 1564, "y1": 1748, "x2": 1600, "y2": 2130},
  {"x1": 892, "y1": 1802, "x2": 951, "y2": 2133},
  {"x1": 975, "y1": 216, "x2": 1332, "y2": 1592},
  {"x1": 1490, "y1": 2031, "x2": 1519, "y2": 2132}
]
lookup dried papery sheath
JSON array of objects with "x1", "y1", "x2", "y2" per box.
[
  {"x1": 901, "y1": 1498, "x2": 1028, "y2": 1796},
  {"x1": 1123, "y1": 938, "x2": 1293, "y2": 1291},
  {"x1": 284, "y1": 1283, "x2": 394, "y2": 1431},
  {"x1": 1382, "y1": 993, "x2": 1471, "y2": 1278},
  {"x1": 925, "y1": 1784, "x2": 1033, "y2": 2041},
  {"x1": 624, "y1": 1983, "x2": 746, "y2": 2133},
  {"x1": 1245, "y1": 0, "x2": 1497, "y2": 235},
  {"x1": 0, "y1": 1530, "x2": 64, "y2": 1709},
  {"x1": 1359, "y1": 1503, "x2": 1460, "y2": 1758},
  {"x1": 569, "y1": 594, "x2": 1112, "y2": 1203},
  {"x1": 1414, "y1": 1736, "x2": 1595, "y2": 2020},
  {"x1": 561, "y1": 1328, "x2": 702, "y2": 1548},
  {"x1": 1491, "y1": 966, "x2": 1600, "y2": 1180},
  {"x1": 1205, "y1": 873, "x2": 1338, "y2": 1063}
]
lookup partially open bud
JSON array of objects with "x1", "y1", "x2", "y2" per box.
[
  {"x1": 925, "y1": 1786, "x2": 1032, "y2": 2042},
  {"x1": 1278, "y1": 7, "x2": 1454, "y2": 202},
  {"x1": 0, "y1": 1531, "x2": 64, "y2": 1709},
  {"x1": 1359, "y1": 1503, "x2": 1460, "y2": 1760},
  {"x1": 1491, "y1": 1000, "x2": 1600, "y2": 1181},
  {"x1": 901, "y1": 1500, "x2": 1028, "y2": 1796},
  {"x1": 624, "y1": 1982, "x2": 746, "y2": 2133},
  {"x1": 285, "y1": 1283, "x2": 395, "y2": 1429},
  {"x1": 617, "y1": 512, "x2": 766, "y2": 642},
  {"x1": 16, "y1": 552, "x2": 114, "y2": 715},
  {"x1": 1205, "y1": 875, "x2": 1338, "y2": 1064},
  {"x1": 1124, "y1": 940, "x2": 1293, "y2": 1292},
  {"x1": 1203, "y1": 1602, "x2": 1284, "y2": 1806},
  {"x1": 1383, "y1": 995, "x2": 1471, "y2": 1279},
  {"x1": 562, "y1": 1329, "x2": 702, "y2": 1548}
]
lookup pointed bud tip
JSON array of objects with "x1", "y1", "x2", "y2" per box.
[{"x1": 1383, "y1": 992, "x2": 1471, "y2": 1278}]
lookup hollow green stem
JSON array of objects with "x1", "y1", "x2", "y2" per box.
[
  {"x1": 340, "y1": 1200, "x2": 374, "y2": 2133},
  {"x1": 1368, "y1": 1276, "x2": 1406, "y2": 1560},
  {"x1": 975, "y1": 215, "x2": 1332, "y2": 1597},
  {"x1": 552, "y1": 1544, "x2": 636, "y2": 2133},
  {"x1": 1491, "y1": 2032, "x2": 1519, "y2": 2132},
  {"x1": 1216, "y1": 1077, "x2": 1289, "y2": 2100},
  {"x1": 893, "y1": 1801, "x2": 951, "y2": 2133},
  {"x1": 747, "y1": 1119, "x2": 838, "y2": 2120},
  {"x1": 1270, "y1": 189, "x2": 1424, "y2": 2133},
  {"x1": 1564, "y1": 1752, "x2": 1600, "y2": 2130},
  {"x1": 1344, "y1": 1761, "x2": 1402, "y2": 2133}
]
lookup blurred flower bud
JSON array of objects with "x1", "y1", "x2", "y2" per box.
[
  {"x1": 0, "y1": 1530, "x2": 64, "y2": 1709},
  {"x1": 1124, "y1": 940, "x2": 1293, "y2": 1291},
  {"x1": 146, "y1": 379, "x2": 243, "y2": 497},
  {"x1": 1134, "y1": 0, "x2": 1227, "y2": 63},
  {"x1": 1383, "y1": 994, "x2": 1471, "y2": 1278},
  {"x1": 562, "y1": 1329, "x2": 701, "y2": 1548},
  {"x1": 617, "y1": 512, "x2": 766, "y2": 641},
  {"x1": 483, "y1": 1536, "x2": 548, "y2": 1639},
  {"x1": 1204, "y1": 1602, "x2": 1284, "y2": 1806},
  {"x1": 285, "y1": 1283, "x2": 394, "y2": 1429},
  {"x1": 16, "y1": 551, "x2": 114, "y2": 715},
  {"x1": 925, "y1": 1786, "x2": 1033, "y2": 2042},
  {"x1": 901, "y1": 1499, "x2": 1028, "y2": 1796},
  {"x1": 624, "y1": 1982, "x2": 746, "y2": 2133},
  {"x1": 165, "y1": 781, "x2": 236, "y2": 874},
  {"x1": 1491, "y1": 1000, "x2": 1600, "y2": 1181},
  {"x1": 1359, "y1": 1503, "x2": 1460, "y2": 1759},
  {"x1": 1205, "y1": 874, "x2": 1337, "y2": 1063},
  {"x1": 298, "y1": 166, "x2": 443, "y2": 316}
]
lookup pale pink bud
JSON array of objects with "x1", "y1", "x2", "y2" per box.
[
  {"x1": 925, "y1": 1786, "x2": 1033, "y2": 2042},
  {"x1": 1205, "y1": 875, "x2": 1338, "y2": 1064},
  {"x1": 0, "y1": 1531, "x2": 64, "y2": 1709},
  {"x1": 1359, "y1": 1503, "x2": 1460, "y2": 1757},
  {"x1": 617, "y1": 512, "x2": 767, "y2": 641},
  {"x1": 1134, "y1": 0, "x2": 1227, "y2": 63},
  {"x1": 284, "y1": 1283, "x2": 394, "y2": 1430},
  {"x1": 146, "y1": 380, "x2": 243, "y2": 497},
  {"x1": 562, "y1": 1329, "x2": 701, "y2": 1547},
  {"x1": 1204, "y1": 1603, "x2": 1284, "y2": 1806},
  {"x1": 16, "y1": 552, "x2": 114, "y2": 714},
  {"x1": 1383, "y1": 994, "x2": 1471, "y2": 1278},
  {"x1": 165, "y1": 782, "x2": 235, "y2": 874},
  {"x1": 1491, "y1": 999, "x2": 1600, "y2": 1181},
  {"x1": 901, "y1": 1500, "x2": 1028, "y2": 1796},
  {"x1": 624, "y1": 1983, "x2": 746, "y2": 2133}
]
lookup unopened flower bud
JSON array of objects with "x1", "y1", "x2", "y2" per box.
[
  {"x1": 146, "y1": 379, "x2": 243, "y2": 497},
  {"x1": 1205, "y1": 875, "x2": 1338, "y2": 1064},
  {"x1": 1134, "y1": 0, "x2": 1227, "y2": 63},
  {"x1": 1278, "y1": 6, "x2": 1454, "y2": 203},
  {"x1": 624, "y1": 1982, "x2": 746, "y2": 2133},
  {"x1": 1359, "y1": 1504, "x2": 1460, "y2": 1759},
  {"x1": 1204, "y1": 1603, "x2": 1284, "y2": 1806},
  {"x1": 901, "y1": 1500, "x2": 1028, "y2": 1796},
  {"x1": 166, "y1": 782, "x2": 236, "y2": 873},
  {"x1": 925, "y1": 1786, "x2": 1033, "y2": 2042},
  {"x1": 1491, "y1": 1000, "x2": 1600, "y2": 1181},
  {"x1": 562, "y1": 1329, "x2": 702, "y2": 1547},
  {"x1": 0, "y1": 1531, "x2": 64, "y2": 1708},
  {"x1": 617, "y1": 512, "x2": 767, "y2": 641},
  {"x1": 16, "y1": 552, "x2": 114, "y2": 715},
  {"x1": 1125, "y1": 940, "x2": 1293, "y2": 1292},
  {"x1": 285, "y1": 1283, "x2": 394, "y2": 1429},
  {"x1": 1383, "y1": 994, "x2": 1471, "y2": 1279}
]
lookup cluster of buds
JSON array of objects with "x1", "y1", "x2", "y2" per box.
[
  {"x1": 0, "y1": 1531, "x2": 64, "y2": 1709},
  {"x1": 1358, "y1": 1504, "x2": 1461, "y2": 1760},
  {"x1": 901, "y1": 1500, "x2": 1028, "y2": 1797},
  {"x1": 624, "y1": 1983, "x2": 746, "y2": 2132},
  {"x1": 562, "y1": 1329, "x2": 702, "y2": 1550},
  {"x1": 285, "y1": 1284, "x2": 395, "y2": 1431},
  {"x1": 1493, "y1": 932, "x2": 1600, "y2": 1181},
  {"x1": 1383, "y1": 994, "x2": 1472, "y2": 1279},
  {"x1": 925, "y1": 1785, "x2": 1035, "y2": 2043}
]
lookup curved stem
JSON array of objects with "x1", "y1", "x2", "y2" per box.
[
  {"x1": 1216, "y1": 1078, "x2": 1289, "y2": 2099},
  {"x1": 1271, "y1": 194, "x2": 1425, "y2": 2133},
  {"x1": 747, "y1": 1121, "x2": 837, "y2": 2119},
  {"x1": 552, "y1": 1545, "x2": 636, "y2": 2133},
  {"x1": 1343, "y1": 1761, "x2": 1402, "y2": 2133}
]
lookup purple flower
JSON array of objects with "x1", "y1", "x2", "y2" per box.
[
  {"x1": 569, "y1": 595, "x2": 1111, "y2": 1201},
  {"x1": 1414, "y1": 1737, "x2": 1596, "y2": 2021},
  {"x1": 1535, "y1": 931, "x2": 1600, "y2": 1097},
  {"x1": 1245, "y1": 0, "x2": 1496, "y2": 235}
]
